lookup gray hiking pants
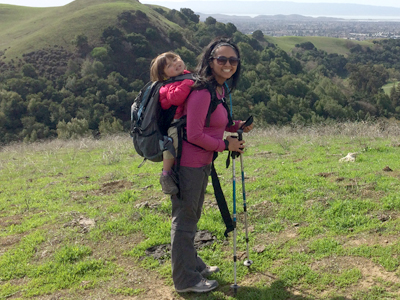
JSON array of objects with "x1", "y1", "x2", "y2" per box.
[{"x1": 170, "y1": 164, "x2": 211, "y2": 290}]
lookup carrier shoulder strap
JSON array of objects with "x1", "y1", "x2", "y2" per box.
[
  {"x1": 211, "y1": 152, "x2": 234, "y2": 237},
  {"x1": 206, "y1": 84, "x2": 235, "y2": 236},
  {"x1": 164, "y1": 73, "x2": 195, "y2": 85},
  {"x1": 205, "y1": 84, "x2": 234, "y2": 128}
]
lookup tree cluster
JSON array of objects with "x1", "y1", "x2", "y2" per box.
[{"x1": 1, "y1": 7, "x2": 400, "y2": 144}]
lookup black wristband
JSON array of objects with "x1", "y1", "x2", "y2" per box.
[{"x1": 224, "y1": 139, "x2": 229, "y2": 151}]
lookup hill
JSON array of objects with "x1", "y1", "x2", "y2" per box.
[
  {"x1": 1, "y1": 0, "x2": 400, "y2": 145},
  {"x1": 263, "y1": 36, "x2": 372, "y2": 56},
  {"x1": 0, "y1": 0, "x2": 371, "y2": 62},
  {"x1": 0, "y1": 0, "x2": 182, "y2": 61}
]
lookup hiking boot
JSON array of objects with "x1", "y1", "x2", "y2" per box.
[
  {"x1": 176, "y1": 278, "x2": 218, "y2": 293},
  {"x1": 160, "y1": 173, "x2": 179, "y2": 195},
  {"x1": 200, "y1": 266, "x2": 220, "y2": 278}
]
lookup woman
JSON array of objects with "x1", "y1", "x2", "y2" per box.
[{"x1": 170, "y1": 37, "x2": 254, "y2": 293}]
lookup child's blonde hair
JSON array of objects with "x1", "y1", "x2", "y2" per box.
[{"x1": 150, "y1": 52, "x2": 181, "y2": 82}]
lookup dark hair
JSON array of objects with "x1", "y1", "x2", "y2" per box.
[
  {"x1": 192, "y1": 37, "x2": 241, "y2": 93},
  {"x1": 150, "y1": 51, "x2": 181, "y2": 82}
]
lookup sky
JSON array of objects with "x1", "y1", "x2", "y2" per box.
[{"x1": 1, "y1": 0, "x2": 400, "y2": 8}]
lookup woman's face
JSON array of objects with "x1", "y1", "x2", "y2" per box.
[{"x1": 209, "y1": 46, "x2": 238, "y2": 85}]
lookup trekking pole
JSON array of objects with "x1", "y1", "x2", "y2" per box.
[
  {"x1": 230, "y1": 146, "x2": 239, "y2": 295},
  {"x1": 238, "y1": 128, "x2": 253, "y2": 268},
  {"x1": 230, "y1": 116, "x2": 253, "y2": 294}
]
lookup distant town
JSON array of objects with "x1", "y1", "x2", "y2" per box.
[{"x1": 198, "y1": 14, "x2": 400, "y2": 41}]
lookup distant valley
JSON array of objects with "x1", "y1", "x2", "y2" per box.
[
  {"x1": 196, "y1": 13, "x2": 400, "y2": 40},
  {"x1": 157, "y1": 1, "x2": 400, "y2": 18},
  {"x1": 156, "y1": 0, "x2": 400, "y2": 40}
]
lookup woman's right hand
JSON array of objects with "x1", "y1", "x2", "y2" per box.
[{"x1": 226, "y1": 135, "x2": 245, "y2": 153}]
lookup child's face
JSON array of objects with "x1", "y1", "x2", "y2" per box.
[{"x1": 163, "y1": 56, "x2": 185, "y2": 78}]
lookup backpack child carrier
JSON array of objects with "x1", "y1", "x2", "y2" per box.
[{"x1": 130, "y1": 73, "x2": 194, "y2": 166}]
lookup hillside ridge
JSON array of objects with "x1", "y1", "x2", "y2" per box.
[{"x1": 0, "y1": 0, "x2": 157, "y2": 60}]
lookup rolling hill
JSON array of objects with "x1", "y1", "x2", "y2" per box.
[
  {"x1": 0, "y1": 0, "x2": 371, "y2": 62},
  {"x1": 264, "y1": 36, "x2": 372, "y2": 56},
  {"x1": 0, "y1": 0, "x2": 182, "y2": 61}
]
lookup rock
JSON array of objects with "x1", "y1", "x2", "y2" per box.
[
  {"x1": 253, "y1": 244, "x2": 266, "y2": 253},
  {"x1": 339, "y1": 152, "x2": 358, "y2": 162}
]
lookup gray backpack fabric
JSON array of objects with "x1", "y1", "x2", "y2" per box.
[{"x1": 130, "y1": 74, "x2": 194, "y2": 165}]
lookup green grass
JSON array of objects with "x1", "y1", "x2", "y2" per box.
[
  {"x1": 383, "y1": 81, "x2": 399, "y2": 95},
  {"x1": 1, "y1": 0, "x2": 375, "y2": 62},
  {"x1": 264, "y1": 35, "x2": 371, "y2": 56},
  {"x1": 1, "y1": 121, "x2": 400, "y2": 299}
]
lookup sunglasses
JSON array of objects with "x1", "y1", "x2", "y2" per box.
[{"x1": 212, "y1": 56, "x2": 240, "y2": 66}]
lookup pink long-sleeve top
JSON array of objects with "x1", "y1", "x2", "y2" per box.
[
  {"x1": 180, "y1": 88, "x2": 241, "y2": 168},
  {"x1": 159, "y1": 70, "x2": 194, "y2": 119}
]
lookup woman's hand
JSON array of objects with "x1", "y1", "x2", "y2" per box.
[
  {"x1": 226, "y1": 135, "x2": 245, "y2": 153},
  {"x1": 239, "y1": 121, "x2": 254, "y2": 133}
]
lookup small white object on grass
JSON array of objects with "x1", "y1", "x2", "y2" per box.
[{"x1": 339, "y1": 152, "x2": 358, "y2": 162}]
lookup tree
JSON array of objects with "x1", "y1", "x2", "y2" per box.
[
  {"x1": 102, "y1": 26, "x2": 124, "y2": 52},
  {"x1": 165, "y1": 9, "x2": 188, "y2": 26},
  {"x1": 238, "y1": 42, "x2": 259, "y2": 65},
  {"x1": 91, "y1": 47, "x2": 108, "y2": 61},
  {"x1": 252, "y1": 30, "x2": 264, "y2": 41},
  {"x1": 126, "y1": 33, "x2": 150, "y2": 57},
  {"x1": 390, "y1": 83, "x2": 400, "y2": 108},
  {"x1": 22, "y1": 64, "x2": 38, "y2": 79},
  {"x1": 73, "y1": 34, "x2": 88, "y2": 49},
  {"x1": 346, "y1": 63, "x2": 389, "y2": 95},
  {"x1": 296, "y1": 41, "x2": 316, "y2": 50},
  {"x1": 168, "y1": 30, "x2": 183, "y2": 44},
  {"x1": 175, "y1": 47, "x2": 197, "y2": 69},
  {"x1": 57, "y1": 118, "x2": 90, "y2": 139},
  {"x1": 0, "y1": 91, "x2": 26, "y2": 132},
  {"x1": 205, "y1": 16, "x2": 217, "y2": 26},
  {"x1": 226, "y1": 23, "x2": 237, "y2": 36},
  {"x1": 73, "y1": 34, "x2": 91, "y2": 56},
  {"x1": 180, "y1": 8, "x2": 199, "y2": 23}
]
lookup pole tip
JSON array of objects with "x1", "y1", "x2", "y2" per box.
[
  {"x1": 244, "y1": 260, "x2": 253, "y2": 267},
  {"x1": 231, "y1": 284, "x2": 239, "y2": 295}
]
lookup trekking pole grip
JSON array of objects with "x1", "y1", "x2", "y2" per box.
[
  {"x1": 230, "y1": 135, "x2": 240, "y2": 159},
  {"x1": 237, "y1": 129, "x2": 243, "y2": 142}
]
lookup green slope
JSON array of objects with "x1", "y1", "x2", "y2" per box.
[
  {"x1": 265, "y1": 35, "x2": 372, "y2": 56},
  {"x1": 0, "y1": 0, "x2": 179, "y2": 60},
  {"x1": 0, "y1": 0, "x2": 377, "y2": 61},
  {"x1": 383, "y1": 81, "x2": 399, "y2": 95}
]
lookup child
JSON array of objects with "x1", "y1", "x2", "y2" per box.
[{"x1": 150, "y1": 52, "x2": 194, "y2": 195}]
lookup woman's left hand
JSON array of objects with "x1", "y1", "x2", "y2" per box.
[{"x1": 239, "y1": 121, "x2": 254, "y2": 133}]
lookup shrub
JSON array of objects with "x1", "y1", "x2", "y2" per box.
[
  {"x1": 91, "y1": 47, "x2": 108, "y2": 61},
  {"x1": 57, "y1": 118, "x2": 90, "y2": 139},
  {"x1": 99, "y1": 117, "x2": 123, "y2": 135}
]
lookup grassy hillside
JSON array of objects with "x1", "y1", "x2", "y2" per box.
[
  {"x1": 0, "y1": 0, "x2": 373, "y2": 61},
  {"x1": 265, "y1": 35, "x2": 371, "y2": 56},
  {"x1": 0, "y1": 0, "x2": 180, "y2": 60},
  {"x1": 383, "y1": 81, "x2": 399, "y2": 95},
  {"x1": 1, "y1": 122, "x2": 400, "y2": 299}
]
